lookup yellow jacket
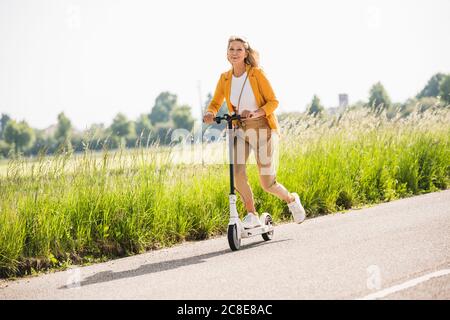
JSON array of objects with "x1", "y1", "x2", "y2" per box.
[{"x1": 206, "y1": 64, "x2": 280, "y2": 134}]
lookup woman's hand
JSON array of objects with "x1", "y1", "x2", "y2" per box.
[
  {"x1": 203, "y1": 111, "x2": 214, "y2": 124},
  {"x1": 241, "y1": 109, "x2": 266, "y2": 119},
  {"x1": 247, "y1": 109, "x2": 266, "y2": 119}
]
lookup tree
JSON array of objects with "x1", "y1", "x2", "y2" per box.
[
  {"x1": 86, "y1": 123, "x2": 106, "y2": 139},
  {"x1": 135, "y1": 114, "x2": 153, "y2": 137},
  {"x1": 55, "y1": 112, "x2": 72, "y2": 140},
  {"x1": 149, "y1": 91, "x2": 177, "y2": 125},
  {"x1": 29, "y1": 129, "x2": 56, "y2": 155},
  {"x1": 110, "y1": 113, "x2": 132, "y2": 148},
  {"x1": 0, "y1": 140, "x2": 10, "y2": 158},
  {"x1": 3, "y1": 120, "x2": 35, "y2": 154},
  {"x1": 171, "y1": 105, "x2": 195, "y2": 131},
  {"x1": 110, "y1": 113, "x2": 132, "y2": 138},
  {"x1": 0, "y1": 113, "x2": 11, "y2": 139},
  {"x1": 417, "y1": 97, "x2": 439, "y2": 113},
  {"x1": 399, "y1": 98, "x2": 417, "y2": 118},
  {"x1": 368, "y1": 82, "x2": 391, "y2": 111},
  {"x1": 81, "y1": 123, "x2": 110, "y2": 151},
  {"x1": 439, "y1": 74, "x2": 450, "y2": 105},
  {"x1": 416, "y1": 73, "x2": 445, "y2": 99},
  {"x1": 153, "y1": 122, "x2": 173, "y2": 145},
  {"x1": 307, "y1": 95, "x2": 324, "y2": 116},
  {"x1": 55, "y1": 112, "x2": 73, "y2": 151}
]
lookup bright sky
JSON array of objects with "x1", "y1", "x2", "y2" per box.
[{"x1": 1, "y1": 0, "x2": 449, "y2": 130}]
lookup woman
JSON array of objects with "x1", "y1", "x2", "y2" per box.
[{"x1": 203, "y1": 35, "x2": 305, "y2": 228}]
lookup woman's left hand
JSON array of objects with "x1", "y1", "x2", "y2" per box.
[{"x1": 248, "y1": 109, "x2": 266, "y2": 119}]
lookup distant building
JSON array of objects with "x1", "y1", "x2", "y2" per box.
[
  {"x1": 326, "y1": 94, "x2": 349, "y2": 115},
  {"x1": 339, "y1": 94, "x2": 349, "y2": 108}
]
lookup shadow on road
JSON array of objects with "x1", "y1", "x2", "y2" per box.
[{"x1": 59, "y1": 238, "x2": 292, "y2": 289}]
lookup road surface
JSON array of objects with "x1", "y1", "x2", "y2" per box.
[{"x1": 1, "y1": 190, "x2": 449, "y2": 299}]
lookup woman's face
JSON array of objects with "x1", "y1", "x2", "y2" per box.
[{"x1": 227, "y1": 40, "x2": 248, "y2": 65}]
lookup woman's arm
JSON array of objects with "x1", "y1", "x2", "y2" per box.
[{"x1": 256, "y1": 68, "x2": 279, "y2": 116}]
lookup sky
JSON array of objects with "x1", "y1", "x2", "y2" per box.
[{"x1": 1, "y1": 0, "x2": 449, "y2": 130}]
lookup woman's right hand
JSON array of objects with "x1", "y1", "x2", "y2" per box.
[{"x1": 203, "y1": 111, "x2": 214, "y2": 124}]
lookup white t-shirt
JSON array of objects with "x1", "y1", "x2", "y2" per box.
[{"x1": 230, "y1": 72, "x2": 258, "y2": 114}]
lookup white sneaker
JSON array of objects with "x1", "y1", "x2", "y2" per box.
[
  {"x1": 287, "y1": 193, "x2": 306, "y2": 224},
  {"x1": 242, "y1": 212, "x2": 262, "y2": 229}
]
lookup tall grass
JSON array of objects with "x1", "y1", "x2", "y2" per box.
[{"x1": 1, "y1": 107, "x2": 449, "y2": 277}]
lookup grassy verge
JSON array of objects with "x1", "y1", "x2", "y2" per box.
[{"x1": 1, "y1": 107, "x2": 449, "y2": 278}]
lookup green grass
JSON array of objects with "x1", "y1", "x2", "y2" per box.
[{"x1": 1, "y1": 107, "x2": 449, "y2": 278}]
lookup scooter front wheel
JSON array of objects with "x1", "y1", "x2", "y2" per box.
[{"x1": 228, "y1": 223, "x2": 241, "y2": 251}]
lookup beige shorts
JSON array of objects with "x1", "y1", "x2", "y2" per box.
[{"x1": 233, "y1": 116, "x2": 278, "y2": 177}]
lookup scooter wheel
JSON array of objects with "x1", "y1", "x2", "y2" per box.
[
  {"x1": 262, "y1": 214, "x2": 274, "y2": 241},
  {"x1": 228, "y1": 223, "x2": 241, "y2": 251}
]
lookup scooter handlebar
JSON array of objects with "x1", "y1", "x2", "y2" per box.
[{"x1": 213, "y1": 113, "x2": 241, "y2": 124}]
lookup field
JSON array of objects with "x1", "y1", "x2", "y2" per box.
[{"x1": 1, "y1": 107, "x2": 449, "y2": 278}]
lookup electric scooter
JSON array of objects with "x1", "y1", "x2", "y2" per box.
[{"x1": 213, "y1": 113, "x2": 274, "y2": 251}]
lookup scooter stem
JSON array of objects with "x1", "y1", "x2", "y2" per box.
[
  {"x1": 227, "y1": 117, "x2": 235, "y2": 196},
  {"x1": 213, "y1": 113, "x2": 241, "y2": 196}
]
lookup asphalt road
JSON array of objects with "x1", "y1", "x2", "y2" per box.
[{"x1": 1, "y1": 190, "x2": 449, "y2": 300}]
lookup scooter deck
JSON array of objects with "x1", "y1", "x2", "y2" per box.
[{"x1": 241, "y1": 225, "x2": 274, "y2": 238}]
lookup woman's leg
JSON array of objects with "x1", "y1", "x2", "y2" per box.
[
  {"x1": 255, "y1": 128, "x2": 295, "y2": 204},
  {"x1": 255, "y1": 128, "x2": 306, "y2": 223},
  {"x1": 259, "y1": 175, "x2": 295, "y2": 203},
  {"x1": 233, "y1": 131, "x2": 256, "y2": 213}
]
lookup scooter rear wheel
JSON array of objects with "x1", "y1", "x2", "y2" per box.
[
  {"x1": 262, "y1": 214, "x2": 274, "y2": 241},
  {"x1": 228, "y1": 223, "x2": 241, "y2": 251}
]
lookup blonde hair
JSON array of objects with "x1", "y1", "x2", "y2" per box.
[{"x1": 227, "y1": 35, "x2": 260, "y2": 68}]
